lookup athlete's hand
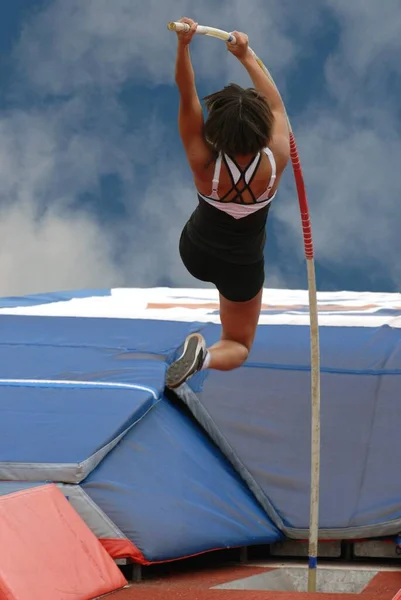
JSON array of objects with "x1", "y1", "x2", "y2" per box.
[
  {"x1": 227, "y1": 31, "x2": 251, "y2": 61},
  {"x1": 176, "y1": 17, "x2": 198, "y2": 46}
]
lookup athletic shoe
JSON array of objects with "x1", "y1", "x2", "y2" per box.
[{"x1": 166, "y1": 333, "x2": 207, "y2": 389}]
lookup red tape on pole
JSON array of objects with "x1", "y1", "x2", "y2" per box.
[{"x1": 290, "y1": 132, "x2": 314, "y2": 260}]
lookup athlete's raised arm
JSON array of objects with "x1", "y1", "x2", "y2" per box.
[
  {"x1": 228, "y1": 31, "x2": 290, "y2": 166},
  {"x1": 174, "y1": 17, "x2": 213, "y2": 178}
]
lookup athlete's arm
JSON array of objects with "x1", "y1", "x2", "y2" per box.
[
  {"x1": 228, "y1": 32, "x2": 290, "y2": 165},
  {"x1": 175, "y1": 18, "x2": 213, "y2": 177}
]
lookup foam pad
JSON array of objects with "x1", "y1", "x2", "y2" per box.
[{"x1": 0, "y1": 484, "x2": 127, "y2": 600}]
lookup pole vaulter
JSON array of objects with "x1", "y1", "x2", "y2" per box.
[{"x1": 167, "y1": 20, "x2": 321, "y2": 593}]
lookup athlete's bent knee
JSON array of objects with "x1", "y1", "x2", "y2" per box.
[
  {"x1": 215, "y1": 343, "x2": 249, "y2": 371},
  {"x1": 236, "y1": 333, "x2": 256, "y2": 354},
  {"x1": 237, "y1": 343, "x2": 249, "y2": 365}
]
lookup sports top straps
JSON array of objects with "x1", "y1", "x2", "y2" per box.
[{"x1": 197, "y1": 147, "x2": 277, "y2": 220}]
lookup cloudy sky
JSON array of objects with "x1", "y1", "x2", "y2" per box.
[{"x1": 0, "y1": 0, "x2": 400, "y2": 296}]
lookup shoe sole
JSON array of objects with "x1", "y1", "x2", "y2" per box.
[{"x1": 166, "y1": 333, "x2": 206, "y2": 389}]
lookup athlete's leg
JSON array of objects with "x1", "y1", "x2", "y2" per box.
[
  {"x1": 165, "y1": 289, "x2": 262, "y2": 388},
  {"x1": 165, "y1": 249, "x2": 264, "y2": 389},
  {"x1": 207, "y1": 289, "x2": 263, "y2": 370}
]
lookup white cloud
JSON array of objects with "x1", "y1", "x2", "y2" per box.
[
  {"x1": 327, "y1": 0, "x2": 401, "y2": 79},
  {"x1": 0, "y1": 201, "x2": 120, "y2": 296}
]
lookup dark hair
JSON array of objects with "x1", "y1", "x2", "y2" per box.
[{"x1": 203, "y1": 83, "x2": 274, "y2": 156}]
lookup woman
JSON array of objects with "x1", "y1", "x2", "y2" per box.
[{"x1": 166, "y1": 17, "x2": 290, "y2": 389}]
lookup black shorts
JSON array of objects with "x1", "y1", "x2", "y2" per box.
[{"x1": 179, "y1": 225, "x2": 264, "y2": 303}]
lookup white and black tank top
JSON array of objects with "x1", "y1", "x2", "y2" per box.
[{"x1": 186, "y1": 147, "x2": 277, "y2": 265}]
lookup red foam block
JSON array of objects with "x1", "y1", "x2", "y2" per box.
[{"x1": 0, "y1": 484, "x2": 127, "y2": 600}]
